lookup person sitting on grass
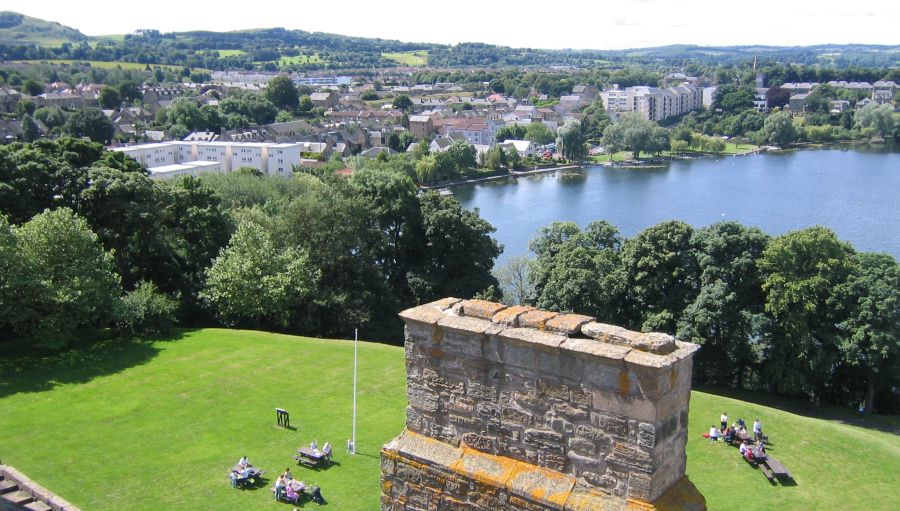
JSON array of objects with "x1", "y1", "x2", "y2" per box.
[
  {"x1": 708, "y1": 425, "x2": 720, "y2": 442},
  {"x1": 740, "y1": 440, "x2": 755, "y2": 461},
  {"x1": 229, "y1": 470, "x2": 240, "y2": 488},
  {"x1": 724, "y1": 426, "x2": 735, "y2": 445}
]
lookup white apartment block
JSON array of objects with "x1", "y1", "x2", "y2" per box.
[
  {"x1": 600, "y1": 88, "x2": 629, "y2": 112},
  {"x1": 149, "y1": 161, "x2": 224, "y2": 180},
  {"x1": 113, "y1": 141, "x2": 303, "y2": 178},
  {"x1": 598, "y1": 84, "x2": 704, "y2": 122}
]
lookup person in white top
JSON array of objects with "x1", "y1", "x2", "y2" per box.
[
  {"x1": 708, "y1": 425, "x2": 720, "y2": 442},
  {"x1": 753, "y1": 419, "x2": 762, "y2": 442},
  {"x1": 720, "y1": 412, "x2": 728, "y2": 432},
  {"x1": 238, "y1": 456, "x2": 249, "y2": 468}
]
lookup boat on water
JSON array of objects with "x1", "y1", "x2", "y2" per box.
[{"x1": 437, "y1": 188, "x2": 453, "y2": 196}]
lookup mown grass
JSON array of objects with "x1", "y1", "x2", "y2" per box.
[
  {"x1": 214, "y1": 49, "x2": 246, "y2": 57},
  {"x1": 0, "y1": 329, "x2": 406, "y2": 511},
  {"x1": 382, "y1": 51, "x2": 428, "y2": 66},
  {"x1": 9, "y1": 59, "x2": 190, "y2": 71},
  {"x1": 1, "y1": 329, "x2": 897, "y2": 510}
]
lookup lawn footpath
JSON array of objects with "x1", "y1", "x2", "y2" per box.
[{"x1": 1, "y1": 329, "x2": 897, "y2": 510}]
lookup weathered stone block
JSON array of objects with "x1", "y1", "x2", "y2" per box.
[
  {"x1": 462, "y1": 432, "x2": 498, "y2": 453},
  {"x1": 460, "y1": 299, "x2": 508, "y2": 320},
  {"x1": 492, "y1": 305, "x2": 536, "y2": 326},
  {"x1": 638, "y1": 422, "x2": 656, "y2": 448},
  {"x1": 605, "y1": 442, "x2": 653, "y2": 474},
  {"x1": 523, "y1": 428, "x2": 566, "y2": 454},
  {"x1": 545, "y1": 313, "x2": 595, "y2": 335},
  {"x1": 518, "y1": 310, "x2": 560, "y2": 329},
  {"x1": 591, "y1": 412, "x2": 628, "y2": 438}
]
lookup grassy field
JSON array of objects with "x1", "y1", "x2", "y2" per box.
[
  {"x1": 1, "y1": 329, "x2": 898, "y2": 510},
  {"x1": 266, "y1": 54, "x2": 326, "y2": 67},
  {"x1": 214, "y1": 49, "x2": 246, "y2": 57},
  {"x1": 0, "y1": 329, "x2": 406, "y2": 511},
  {"x1": 10, "y1": 59, "x2": 189, "y2": 71},
  {"x1": 382, "y1": 51, "x2": 428, "y2": 66}
]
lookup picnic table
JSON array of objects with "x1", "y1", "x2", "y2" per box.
[
  {"x1": 294, "y1": 447, "x2": 329, "y2": 468},
  {"x1": 763, "y1": 456, "x2": 793, "y2": 481},
  {"x1": 229, "y1": 465, "x2": 264, "y2": 487}
]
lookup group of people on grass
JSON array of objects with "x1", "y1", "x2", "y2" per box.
[
  {"x1": 229, "y1": 456, "x2": 254, "y2": 488},
  {"x1": 227, "y1": 453, "x2": 325, "y2": 505},
  {"x1": 706, "y1": 412, "x2": 767, "y2": 459},
  {"x1": 274, "y1": 468, "x2": 302, "y2": 503}
]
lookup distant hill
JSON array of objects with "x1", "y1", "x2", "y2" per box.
[
  {"x1": 1, "y1": 11, "x2": 897, "y2": 70},
  {"x1": 0, "y1": 11, "x2": 87, "y2": 46}
]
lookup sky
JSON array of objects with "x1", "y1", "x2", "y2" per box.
[{"x1": 5, "y1": 0, "x2": 899, "y2": 50}]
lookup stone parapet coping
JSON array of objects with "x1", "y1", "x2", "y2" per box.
[
  {"x1": 383, "y1": 430, "x2": 706, "y2": 511},
  {"x1": 0, "y1": 464, "x2": 82, "y2": 511},
  {"x1": 400, "y1": 298, "x2": 700, "y2": 370}
]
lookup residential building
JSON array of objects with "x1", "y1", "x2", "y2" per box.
[
  {"x1": 36, "y1": 92, "x2": 85, "y2": 109},
  {"x1": 702, "y1": 86, "x2": 718, "y2": 108},
  {"x1": 0, "y1": 88, "x2": 23, "y2": 113},
  {"x1": 310, "y1": 92, "x2": 338, "y2": 109},
  {"x1": 500, "y1": 139, "x2": 535, "y2": 158},
  {"x1": 408, "y1": 115, "x2": 434, "y2": 140},
  {"x1": 599, "y1": 87, "x2": 629, "y2": 112},
  {"x1": 789, "y1": 94, "x2": 808, "y2": 113},
  {"x1": 572, "y1": 84, "x2": 599, "y2": 102},
  {"x1": 148, "y1": 161, "x2": 223, "y2": 180},
  {"x1": 113, "y1": 141, "x2": 303, "y2": 177}
]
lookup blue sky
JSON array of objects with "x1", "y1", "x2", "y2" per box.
[{"x1": 5, "y1": 0, "x2": 899, "y2": 50}]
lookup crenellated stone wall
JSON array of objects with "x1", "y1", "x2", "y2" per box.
[{"x1": 380, "y1": 298, "x2": 706, "y2": 510}]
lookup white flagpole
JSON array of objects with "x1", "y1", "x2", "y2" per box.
[{"x1": 351, "y1": 328, "x2": 358, "y2": 455}]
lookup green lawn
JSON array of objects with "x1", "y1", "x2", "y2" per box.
[
  {"x1": 0, "y1": 329, "x2": 406, "y2": 511},
  {"x1": 10, "y1": 59, "x2": 190, "y2": 72},
  {"x1": 687, "y1": 389, "x2": 899, "y2": 510},
  {"x1": 260, "y1": 54, "x2": 326, "y2": 67},
  {"x1": 1, "y1": 330, "x2": 897, "y2": 510},
  {"x1": 214, "y1": 49, "x2": 246, "y2": 57},
  {"x1": 381, "y1": 51, "x2": 428, "y2": 66}
]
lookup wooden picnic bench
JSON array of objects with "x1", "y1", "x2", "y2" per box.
[
  {"x1": 764, "y1": 456, "x2": 793, "y2": 481},
  {"x1": 292, "y1": 455, "x2": 319, "y2": 468}
]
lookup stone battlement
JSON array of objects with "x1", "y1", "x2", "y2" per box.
[{"x1": 382, "y1": 298, "x2": 704, "y2": 510}]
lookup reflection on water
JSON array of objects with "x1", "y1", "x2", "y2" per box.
[{"x1": 455, "y1": 147, "x2": 900, "y2": 263}]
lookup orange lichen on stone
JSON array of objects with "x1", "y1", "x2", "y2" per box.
[
  {"x1": 545, "y1": 313, "x2": 595, "y2": 335},
  {"x1": 460, "y1": 299, "x2": 508, "y2": 320},
  {"x1": 491, "y1": 305, "x2": 536, "y2": 326},
  {"x1": 618, "y1": 370, "x2": 631, "y2": 395},
  {"x1": 452, "y1": 447, "x2": 519, "y2": 487},
  {"x1": 518, "y1": 310, "x2": 560, "y2": 330},
  {"x1": 507, "y1": 463, "x2": 575, "y2": 508}
]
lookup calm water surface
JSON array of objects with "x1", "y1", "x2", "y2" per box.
[{"x1": 453, "y1": 146, "x2": 900, "y2": 262}]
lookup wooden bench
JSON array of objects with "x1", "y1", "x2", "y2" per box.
[
  {"x1": 765, "y1": 457, "x2": 793, "y2": 481},
  {"x1": 293, "y1": 455, "x2": 319, "y2": 468},
  {"x1": 759, "y1": 463, "x2": 775, "y2": 482}
]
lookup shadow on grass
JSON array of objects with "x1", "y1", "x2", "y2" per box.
[
  {"x1": 695, "y1": 386, "x2": 900, "y2": 436},
  {"x1": 0, "y1": 328, "x2": 196, "y2": 399}
]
